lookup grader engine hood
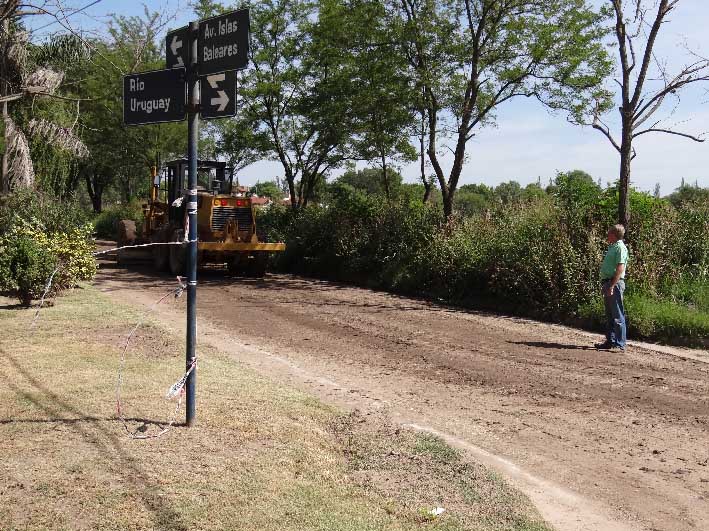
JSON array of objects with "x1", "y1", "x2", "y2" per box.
[{"x1": 198, "y1": 194, "x2": 256, "y2": 242}]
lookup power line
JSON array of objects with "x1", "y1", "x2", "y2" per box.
[{"x1": 31, "y1": 0, "x2": 103, "y2": 33}]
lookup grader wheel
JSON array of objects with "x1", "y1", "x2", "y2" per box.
[
  {"x1": 169, "y1": 230, "x2": 187, "y2": 276},
  {"x1": 116, "y1": 220, "x2": 137, "y2": 265},
  {"x1": 247, "y1": 252, "x2": 268, "y2": 278},
  {"x1": 151, "y1": 230, "x2": 169, "y2": 272}
]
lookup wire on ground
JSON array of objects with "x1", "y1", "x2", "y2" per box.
[{"x1": 115, "y1": 276, "x2": 196, "y2": 439}]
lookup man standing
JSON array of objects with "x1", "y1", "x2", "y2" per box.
[{"x1": 595, "y1": 224, "x2": 629, "y2": 351}]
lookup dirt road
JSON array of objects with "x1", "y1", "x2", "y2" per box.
[{"x1": 95, "y1": 263, "x2": 709, "y2": 531}]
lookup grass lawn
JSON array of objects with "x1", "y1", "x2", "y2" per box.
[{"x1": 0, "y1": 285, "x2": 551, "y2": 531}]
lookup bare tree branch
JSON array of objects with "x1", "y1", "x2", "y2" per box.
[{"x1": 633, "y1": 127, "x2": 706, "y2": 141}]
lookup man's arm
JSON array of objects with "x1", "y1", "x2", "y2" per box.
[{"x1": 605, "y1": 263, "x2": 625, "y2": 296}]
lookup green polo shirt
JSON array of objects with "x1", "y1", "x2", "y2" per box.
[{"x1": 600, "y1": 240, "x2": 628, "y2": 280}]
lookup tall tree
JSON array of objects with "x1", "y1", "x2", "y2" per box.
[
  {"x1": 322, "y1": 0, "x2": 417, "y2": 200},
  {"x1": 68, "y1": 9, "x2": 186, "y2": 211},
  {"x1": 1, "y1": 7, "x2": 90, "y2": 194},
  {"x1": 394, "y1": 0, "x2": 611, "y2": 218},
  {"x1": 587, "y1": 0, "x2": 709, "y2": 229}
]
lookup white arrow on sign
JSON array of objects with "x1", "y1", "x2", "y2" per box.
[
  {"x1": 207, "y1": 73, "x2": 230, "y2": 111},
  {"x1": 171, "y1": 35, "x2": 183, "y2": 67}
]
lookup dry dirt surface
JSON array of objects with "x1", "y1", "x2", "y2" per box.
[{"x1": 94, "y1": 261, "x2": 709, "y2": 531}]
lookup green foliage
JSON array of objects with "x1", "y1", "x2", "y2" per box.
[
  {"x1": 336, "y1": 168, "x2": 404, "y2": 197},
  {"x1": 0, "y1": 233, "x2": 57, "y2": 306},
  {"x1": 261, "y1": 178, "x2": 709, "y2": 346},
  {"x1": 251, "y1": 181, "x2": 284, "y2": 201},
  {"x1": 0, "y1": 190, "x2": 96, "y2": 305},
  {"x1": 0, "y1": 188, "x2": 90, "y2": 234},
  {"x1": 92, "y1": 201, "x2": 145, "y2": 239}
]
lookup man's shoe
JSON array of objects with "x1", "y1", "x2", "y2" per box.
[{"x1": 594, "y1": 341, "x2": 614, "y2": 350}]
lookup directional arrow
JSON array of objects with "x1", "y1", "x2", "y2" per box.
[
  {"x1": 207, "y1": 73, "x2": 225, "y2": 90},
  {"x1": 211, "y1": 90, "x2": 229, "y2": 111},
  {"x1": 165, "y1": 27, "x2": 188, "y2": 69},
  {"x1": 200, "y1": 70, "x2": 236, "y2": 119},
  {"x1": 171, "y1": 35, "x2": 183, "y2": 67}
]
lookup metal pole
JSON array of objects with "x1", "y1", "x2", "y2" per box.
[{"x1": 186, "y1": 21, "x2": 199, "y2": 426}]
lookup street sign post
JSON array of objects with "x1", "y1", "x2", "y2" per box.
[
  {"x1": 200, "y1": 70, "x2": 236, "y2": 119},
  {"x1": 124, "y1": 9, "x2": 250, "y2": 428},
  {"x1": 198, "y1": 9, "x2": 249, "y2": 76},
  {"x1": 166, "y1": 26, "x2": 189, "y2": 69},
  {"x1": 123, "y1": 68, "x2": 186, "y2": 125}
]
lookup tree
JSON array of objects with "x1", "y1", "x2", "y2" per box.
[
  {"x1": 211, "y1": 117, "x2": 270, "y2": 174},
  {"x1": 1, "y1": 9, "x2": 90, "y2": 194},
  {"x1": 666, "y1": 182, "x2": 709, "y2": 207},
  {"x1": 251, "y1": 180, "x2": 284, "y2": 200},
  {"x1": 238, "y1": 0, "x2": 354, "y2": 209},
  {"x1": 394, "y1": 0, "x2": 611, "y2": 219},
  {"x1": 323, "y1": 0, "x2": 417, "y2": 200},
  {"x1": 67, "y1": 9, "x2": 186, "y2": 211},
  {"x1": 336, "y1": 167, "x2": 404, "y2": 196},
  {"x1": 587, "y1": 0, "x2": 709, "y2": 230}
]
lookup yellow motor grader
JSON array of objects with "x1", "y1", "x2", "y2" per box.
[{"x1": 117, "y1": 159, "x2": 285, "y2": 276}]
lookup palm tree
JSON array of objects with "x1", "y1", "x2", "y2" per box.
[{"x1": 1, "y1": 6, "x2": 90, "y2": 193}]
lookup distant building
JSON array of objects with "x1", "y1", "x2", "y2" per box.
[{"x1": 250, "y1": 196, "x2": 272, "y2": 207}]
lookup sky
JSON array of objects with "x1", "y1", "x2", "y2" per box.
[{"x1": 25, "y1": 0, "x2": 709, "y2": 194}]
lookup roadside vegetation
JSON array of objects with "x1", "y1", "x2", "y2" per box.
[
  {"x1": 260, "y1": 172, "x2": 709, "y2": 347},
  {"x1": 0, "y1": 286, "x2": 552, "y2": 531},
  {"x1": 0, "y1": 0, "x2": 707, "y2": 334}
]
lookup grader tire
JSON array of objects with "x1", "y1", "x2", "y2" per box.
[
  {"x1": 227, "y1": 253, "x2": 246, "y2": 276},
  {"x1": 151, "y1": 231, "x2": 169, "y2": 272},
  {"x1": 169, "y1": 230, "x2": 187, "y2": 276},
  {"x1": 247, "y1": 252, "x2": 268, "y2": 278},
  {"x1": 116, "y1": 220, "x2": 137, "y2": 265}
]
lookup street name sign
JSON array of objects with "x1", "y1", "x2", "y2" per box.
[
  {"x1": 198, "y1": 9, "x2": 249, "y2": 76},
  {"x1": 200, "y1": 70, "x2": 237, "y2": 119},
  {"x1": 166, "y1": 26, "x2": 189, "y2": 69},
  {"x1": 123, "y1": 68, "x2": 186, "y2": 125}
]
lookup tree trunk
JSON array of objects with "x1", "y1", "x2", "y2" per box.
[
  {"x1": 0, "y1": 19, "x2": 8, "y2": 194},
  {"x1": 85, "y1": 172, "x2": 103, "y2": 213},
  {"x1": 442, "y1": 192, "x2": 454, "y2": 219},
  {"x1": 419, "y1": 111, "x2": 432, "y2": 203},
  {"x1": 618, "y1": 120, "x2": 632, "y2": 230},
  {"x1": 381, "y1": 154, "x2": 390, "y2": 200},
  {"x1": 422, "y1": 178, "x2": 432, "y2": 204},
  {"x1": 1, "y1": 101, "x2": 8, "y2": 194}
]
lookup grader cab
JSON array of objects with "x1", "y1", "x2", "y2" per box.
[{"x1": 117, "y1": 159, "x2": 285, "y2": 276}]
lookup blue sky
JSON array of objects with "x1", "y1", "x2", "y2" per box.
[{"x1": 26, "y1": 0, "x2": 709, "y2": 194}]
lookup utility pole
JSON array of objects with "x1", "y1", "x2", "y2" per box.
[{"x1": 185, "y1": 21, "x2": 199, "y2": 426}]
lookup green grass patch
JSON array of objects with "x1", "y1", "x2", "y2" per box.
[
  {"x1": 413, "y1": 433, "x2": 462, "y2": 464},
  {"x1": 0, "y1": 286, "x2": 551, "y2": 531},
  {"x1": 578, "y1": 291, "x2": 709, "y2": 347}
]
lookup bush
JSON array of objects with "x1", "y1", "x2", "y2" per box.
[
  {"x1": 0, "y1": 191, "x2": 97, "y2": 305},
  {"x1": 259, "y1": 183, "x2": 709, "y2": 347},
  {"x1": 0, "y1": 188, "x2": 90, "y2": 234},
  {"x1": 92, "y1": 201, "x2": 144, "y2": 239},
  {"x1": 0, "y1": 233, "x2": 57, "y2": 306}
]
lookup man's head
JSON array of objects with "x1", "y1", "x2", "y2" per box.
[{"x1": 607, "y1": 224, "x2": 625, "y2": 243}]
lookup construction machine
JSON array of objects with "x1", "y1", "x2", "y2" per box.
[{"x1": 117, "y1": 159, "x2": 285, "y2": 276}]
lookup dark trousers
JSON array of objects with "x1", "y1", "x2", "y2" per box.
[{"x1": 602, "y1": 279, "x2": 626, "y2": 348}]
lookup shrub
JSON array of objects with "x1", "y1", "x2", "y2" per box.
[
  {"x1": 258, "y1": 185, "x2": 709, "y2": 346},
  {"x1": 0, "y1": 188, "x2": 90, "y2": 234},
  {"x1": 92, "y1": 200, "x2": 145, "y2": 239},
  {"x1": 0, "y1": 191, "x2": 97, "y2": 305},
  {"x1": 0, "y1": 233, "x2": 57, "y2": 306}
]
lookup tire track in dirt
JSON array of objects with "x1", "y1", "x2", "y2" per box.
[{"x1": 95, "y1": 266, "x2": 709, "y2": 531}]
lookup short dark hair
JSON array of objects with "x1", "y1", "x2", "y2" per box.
[{"x1": 609, "y1": 224, "x2": 625, "y2": 239}]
